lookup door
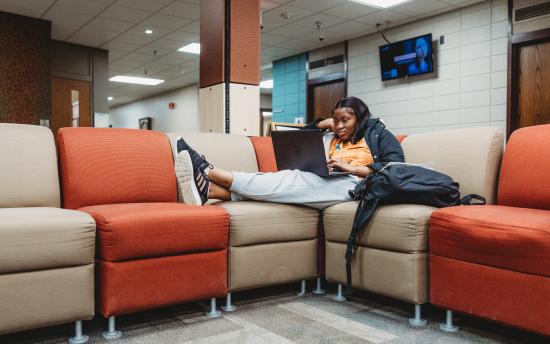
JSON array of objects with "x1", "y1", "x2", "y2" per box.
[
  {"x1": 51, "y1": 77, "x2": 91, "y2": 134},
  {"x1": 516, "y1": 40, "x2": 550, "y2": 130},
  {"x1": 309, "y1": 80, "x2": 346, "y2": 122}
]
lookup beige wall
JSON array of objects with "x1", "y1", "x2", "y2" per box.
[
  {"x1": 347, "y1": 0, "x2": 508, "y2": 134},
  {"x1": 109, "y1": 84, "x2": 199, "y2": 133}
]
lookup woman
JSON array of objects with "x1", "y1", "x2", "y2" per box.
[
  {"x1": 407, "y1": 36, "x2": 432, "y2": 75},
  {"x1": 176, "y1": 96, "x2": 404, "y2": 209}
]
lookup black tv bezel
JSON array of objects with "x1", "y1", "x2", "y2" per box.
[{"x1": 378, "y1": 33, "x2": 434, "y2": 81}]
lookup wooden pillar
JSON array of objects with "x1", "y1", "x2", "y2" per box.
[{"x1": 200, "y1": 0, "x2": 260, "y2": 135}]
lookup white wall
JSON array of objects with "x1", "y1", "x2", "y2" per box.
[
  {"x1": 347, "y1": 0, "x2": 508, "y2": 134},
  {"x1": 110, "y1": 84, "x2": 199, "y2": 133}
]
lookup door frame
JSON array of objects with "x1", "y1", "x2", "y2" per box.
[
  {"x1": 306, "y1": 41, "x2": 348, "y2": 123},
  {"x1": 506, "y1": 1, "x2": 550, "y2": 138}
]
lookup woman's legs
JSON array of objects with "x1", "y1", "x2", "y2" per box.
[
  {"x1": 208, "y1": 181, "x2": 231, "y2": 201},
  {"x1": 208, "y1": 167, "x2": 234, "y2": 190}
]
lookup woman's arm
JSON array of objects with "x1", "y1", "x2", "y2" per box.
[
  {"x1": 327, "y1": 158, "x2": 373, "y2": 178},
  {"x1": 302, "y1": 118, "x2": 334, "y2": 131},
  {"x1": 367, "y1": 129, "x2": 404, "y2": 172}
]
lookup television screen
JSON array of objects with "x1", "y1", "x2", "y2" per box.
[{"x1": 379, "y1": 33, "x2": 434, "y2": 81}]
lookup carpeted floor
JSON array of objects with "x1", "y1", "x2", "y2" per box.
[{"x1": 2, "y1": 283, "x2": 547, "y2": 344}]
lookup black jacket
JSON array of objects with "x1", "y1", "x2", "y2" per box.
[{"x1": 303, "y1": 118, "x2": 404, "y2": 172}]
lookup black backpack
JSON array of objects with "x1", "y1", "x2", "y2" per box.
[{"x1": 344, "y1": 163, "x2": 485, "y2": 299}]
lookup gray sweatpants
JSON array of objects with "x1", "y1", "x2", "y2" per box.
[{"x1": 229, "y1": 169, "x2": 360, "y2": 209}]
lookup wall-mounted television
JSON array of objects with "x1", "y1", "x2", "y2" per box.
[{"x1": 379, "y1": 33, "x2": 434, "y2": 81}]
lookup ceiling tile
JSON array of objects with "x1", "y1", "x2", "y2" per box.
[
  {"x1": 123, "y1": 52, "x2": 157, "y2": 63},
  {"x1": 286, "y1": 0, "x2": 347, "y2": 12},
  {"x1": 180, "y1": 20, "x2": 199, "y2": 33},
  {"x1": 0, "y1": 0, "x2": 55, "y2": 18},
  {"x1": 354, "y1": 9, "x2": 410, "y2": 26},
  {"x1": 134, "y1": 44, "x2": 173, "y2": 57},
  {"x1": 127, "y1": 24, "x2": 173, "y2": 37},
  {"x1": 322, "y1": 2, "x2": 379, "y2": 20},
  {"x1": 102, "y1": 40, "x2": 142, "y2": 52},
  {"x1": 109, "y1": 50, "x2": 129, "y2": 62},
  {"x1": 80, "y1": 17, "x2": 135, "y2": 33},
  {"x1": 143, "y1": 13, "x2": 192, "y2": 29},
  {"x1": 50, "y1": 0, "x2": 112, "y2": 16},
  {"x1": 110, "y1": 59, "x2": 147, "y2": 73},
  {"x1": 159, "y1": 1, "x2": 200, "y2": 19},
  {"x1": 68, "y1": 28, "x2": 120, "y2": 47},
  {"x1": 323, "y1": 21, "x2": 373, "y2": 36},
  {"x1": 293, "y1": 13, "x2": 346, "y2": 30},
  {"x1": 100, "y1": 3, "x2": 152, "y2": 23},
  {"x1": 268, "y1": 23, "x2": 316, "y2": 38},
  {"x1": 262, "y1": 5, "x2": 315, "y2": 25},
  {"x1": 261, "y1": 0, "x2": 281, "y2": 12},
  {"x1": 115, "y1": 32, "x2": 157, "y2": 45},
  {"x1": 148, "y1": 38, "x2": 187, "y2": 50},
  {"x1": 163, "y1": 30, "x2": 199, "y2": 43},
  {"x1": 391, "y1": 0, "x2": 450, "y2": 17},
  {"x1": 261, "y1": 32, "x2": 292, "y2": 46},
  {"x1": 115, "y1": 0, "x2": 174, "y2": 12},
  {"x1": 43, "y1": 9, "x2": 94, "y2": 40}
]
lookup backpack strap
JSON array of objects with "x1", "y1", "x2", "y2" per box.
[
  {"x1": 459, "y1": 194, "x2": 486, "y2": 205},
  {"x1": 345, "y1": 195, "x2": 379, "y2": 300}
]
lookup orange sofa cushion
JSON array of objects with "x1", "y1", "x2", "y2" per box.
[
  {"x1": 98, "y1": 250, "x2": 227, "y2": 317},
  {"x1": 58, "y1": 128, "x2": 177, "y2": 209},
  {"x1": 498, "y1": 124, "x2": 550, "y2": 210},
  {"x1": 430, "y1": 205, "x2": 550, "y2": 277},
  {"x1": 249, "y1": 136, "x2": 278, "y2": 172},
  {"x1": 80, "y1": 203, "x2": 229, "y2": 262},
  {"x1": 395, "y1": 134, "x2": 407, "y2": 143}
]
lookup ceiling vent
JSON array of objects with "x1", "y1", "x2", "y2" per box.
[
  {"x1": 309, "y1": 55, "x2": 344, "y2": 70},
  {"x1": 515, "y1": 1, "x2": 550, "y2": 21}
]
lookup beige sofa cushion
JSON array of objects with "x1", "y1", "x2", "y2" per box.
[
  {"x1": 215, "y1": 201, "x2": 319, "y2": 246},
  {"x1": 0, "y1": 208, "x2": 96, "y2": 274},
  {"x1": 0, "y1": 124, "x2": 60, "y2": 208},
  {"x1": 166, "y1": 132, "x2": 259, "y2": 173},
  {"x1": 324, "y1": 202, "x2": 435, "y2": 253},
  {"x1": 402, "y1": 127, "x2": 504, "y2": 204}
]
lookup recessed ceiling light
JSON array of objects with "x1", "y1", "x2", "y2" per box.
[
  {"x1": 144, "y1": 29, "x2": 153, "y2": 35},
  {"x1": 108, "y1": 96, "x2": 114, "y2": 101},
  {"x1": 178, "y1": 43, "x2": 200, "y2": 54},
  {"x1": 260, "y1": 79, "x2": 273, "y2": 89},
  {"x1": 350, "y1": 0, "x2": 412, "y2": 9},
  {"x1": 109, "y1": 76, "x2": 164, "y2": 86}
]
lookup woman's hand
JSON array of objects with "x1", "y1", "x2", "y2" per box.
[
  {"x1": 327, "y1": 157, "x2": 355, "y2": 173},
  {"x1": 327, "y1": 158, "x2": 374, "y2": 178},
  {"x1": 317, "y1": 118, "x2": 334, "y2": 131}
]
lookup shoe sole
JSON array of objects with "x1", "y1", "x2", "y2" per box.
[
  {"x1": 175, "y1": 151, "x2": 202, "y2": 205},
  {"x1": 175, "y1": 150, "x2": 194, "y2": 183}
]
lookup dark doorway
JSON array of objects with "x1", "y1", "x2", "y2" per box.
[{"x1": 308, "y1": 80, "x2": 346, "y2": 122}]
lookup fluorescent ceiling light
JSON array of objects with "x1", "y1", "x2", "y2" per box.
[
  {"x1": 350, "y1": 0, "x2": 412, "y2": 9},
  {"x1": 144, "y1": 29, "x2": 153, "y2": 34},
  {"x1": 178, "y1": 43, "x2": 200, "y2": 54},
  {"x1": 108, "y1": 96, "x2": 114, "y2": 101},
  {"x1": 109, "y1": 76, "x2": 164, "y2": 86},
  {"x1": 260, "y1": 79, "x2": 273, "y2": 89}
]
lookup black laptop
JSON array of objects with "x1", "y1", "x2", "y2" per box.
[{"x1": 271, "y1": 130, "x2": 350, "y2": 177}]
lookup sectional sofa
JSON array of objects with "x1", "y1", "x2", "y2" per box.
[{"x1": 1, "y1": 122, "x2": 548, "y2": 342}]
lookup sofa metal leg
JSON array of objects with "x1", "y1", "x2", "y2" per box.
[
  {"x1": 312, "y1": 277, "x2": 326, "y2": 295},
  {"x1": 297, "y1": 279, "x2": 307, "y2": 297},
  {"x1": 102, "y1": 316, "x2": 122, "y2": 340},
  {"x1": 68, "y1": 321, "x2": 89, "y2": 344},
  {"x1": 333, "y1": 283, "x2": 346, "y2": 302},
  {"x1": 408, "y1": 304, "x2": 428, "y2": 327},
  {"x1": 439, "y1": 310, "x2": 459, "y2": 333},
  {"x1": 221, "y1": 293, "x2": 236, "y2": 312},
  {"x1": 206, "y1": 298, "x2": 222, "y2": 318}
]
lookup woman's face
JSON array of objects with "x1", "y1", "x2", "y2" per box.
[
  {"x1": 415, "y1": 38, "x2": 428, "y2": 59},
  {"x1": 333, "y1": 108, "x2": 357, "y2": 141}
]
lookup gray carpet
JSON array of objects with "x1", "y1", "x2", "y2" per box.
[{"x1": 2, "y1": 283, "x2": 547, "y2": 344}]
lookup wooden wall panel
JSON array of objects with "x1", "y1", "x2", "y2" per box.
[
  {"x1": 0, "y1": 12, "x2": 51, "y2": 124},
  {"x1": 200, "y1": 0, "x2": 225, "y2": 88},
  {"x1": 517, "y1": 41, "x2": 550, "y2": 128},
  {"x1": 230, "y1": 0, "x2": 260, "y2": 85}
]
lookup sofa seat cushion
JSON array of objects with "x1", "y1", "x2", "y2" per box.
[
  {"x1": 430, "y1": 205, "x2": 550, "y2": 277},
  {"x1": 324, "y1": 202, "x2": 435, "y2": 252},
  {"x1": 0, "y1": 208, "x2": 95, "y2": 274},
  {"x1": 80, "y1": 203, "x2": 228, "y2": 262},
  {"x1": 214, "y1": 201, "x2": 319, "y2": 246}
]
